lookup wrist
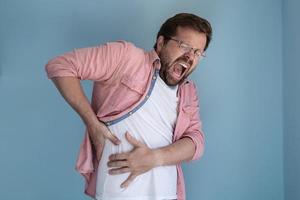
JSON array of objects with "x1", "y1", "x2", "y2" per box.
[
  {"x1": 86, "y1": 121, "x2": 105, "y2": 146},
  {"x1": 152, "y1": 148, "x2": 164, "y2": 167},
  {"x1": 84, "y1": 114, "x2": 100, "y2": 127}
]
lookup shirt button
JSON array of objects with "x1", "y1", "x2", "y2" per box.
[
  {"x1": 146, "y1": 95, "x2": 149, "y2": 99},
  {"x1": 106, "y1": 122, "x2": 110, "y2": 126},
  {"x1": 153, "y1": 76, "x2": 157, "y2": 80},
  {"x1": 129, "y1": 112, "x2": 133, "y2": 115}
]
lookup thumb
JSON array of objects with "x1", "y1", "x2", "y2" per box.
[{"x1": 125, "y1": 132, "x2": 143, "y2": 147}]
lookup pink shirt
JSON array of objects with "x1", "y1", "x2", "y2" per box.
[{"x1": 45, "y1": 41, "x2": 205, "y2": 200}]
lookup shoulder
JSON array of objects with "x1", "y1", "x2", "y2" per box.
[
  {"x1": 103, "y1": 40, "x2": 145, "y2": 54},
  {"x1": 182, "y1": 79, "x2": 197, "y2": 92},
  {"x1": 111, "y1": 41, "x2": 149, "y2": 68},
  {"x1": 180, "y1": 79, "x2": 200, "y2": 104}
]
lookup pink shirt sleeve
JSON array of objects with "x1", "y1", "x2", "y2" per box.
[
  {"x1": 45, "y1": 40, "x2": 131, "y2": 81},
  {"x1": 181, "y1": 82, "x2": 205, "y2": 161}
]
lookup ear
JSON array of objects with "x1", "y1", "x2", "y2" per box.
[{"x1": 156, "y1": 35, "x2": 165, "y2": 53}]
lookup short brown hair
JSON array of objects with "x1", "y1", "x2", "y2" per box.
[{"x1": 154, "y1": 13, "x2": 212, "y2": 51}]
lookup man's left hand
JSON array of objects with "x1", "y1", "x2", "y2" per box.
[{"x1": 107, "y1": 132, "x2": 159, "y2": 188}]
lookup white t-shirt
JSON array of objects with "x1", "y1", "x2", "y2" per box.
[{"x1": 95, "y1": 75, "x2": 178, "y2": 200}]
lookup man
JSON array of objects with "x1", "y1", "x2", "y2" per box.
[{"x1": 45, "y1": 13, "x2": 212, "y2": 200}]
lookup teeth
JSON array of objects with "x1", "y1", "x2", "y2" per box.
[{"x1": 179, "y1": 63, "x2": 188, "y2": 69}]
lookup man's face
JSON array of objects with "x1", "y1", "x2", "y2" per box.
[{"x1": 156, "y1": 26, "x2": 207, "y2": 86}]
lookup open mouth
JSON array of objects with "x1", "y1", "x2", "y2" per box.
[{"x1": 171, "y1": 62, "x2": 189, "y2": 79}]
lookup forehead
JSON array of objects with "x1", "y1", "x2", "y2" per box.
[{"x1": 174, "y1": 26, "x2": 207, "y2": 50}]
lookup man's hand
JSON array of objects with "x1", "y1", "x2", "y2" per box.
[
  {"x1": 87, "y1": 121, "x2": 121, "y2": 162},
  {"x1": 107, "y1": 132, "x2": 159, "y2": 188},
  {"x1": 50, "y1": 77, "x2": 121, "y2": 162}
]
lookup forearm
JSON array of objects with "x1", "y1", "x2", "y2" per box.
[
  {"x1": 51, "y1": 77, "x2": 99, "y2": 127},
  {"x1": 153, "y1": 137, "x2": 195, "y2": 166}
]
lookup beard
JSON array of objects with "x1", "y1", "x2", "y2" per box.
[{"x1": 158, "y1": 50, "x2": 193, "y2": 86}]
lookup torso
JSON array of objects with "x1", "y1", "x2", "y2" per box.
[{"x1": 95, "y1": 75, "x2": 178, "y2": 200}]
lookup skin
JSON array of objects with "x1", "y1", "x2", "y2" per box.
[
  {"x1": 50, "y1": 26, "x2": 207, "y2": 189},
  {"x1": 107, "y1": 27, "x2": 207, "y2": 188},
  {"x1": 157, "y1": 26, "x2": 207, "y2": 86}
]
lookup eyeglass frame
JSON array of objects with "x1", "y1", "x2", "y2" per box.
[{"x1": 164, "y1": 36, "x2": 206, "y2": 59}]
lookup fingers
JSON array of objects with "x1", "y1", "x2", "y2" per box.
[
  {"x1": 100, "y1": 124, "x2": 121, "y2": 145},
  {"x1": 88, "y1": 121, "x2": 121, "y2": 146},
  {"x1": 107, "y1": 160, "x2": 129, "y2": 168},
  {"x1": 109, "y1": 152, "x2": 129, "y2": 161},
  {"x1": 107, "y1": 153, "x2": 130, "y2": 175},
  {"x1": 105, "y1": 131, "x2": 121, "y2": 145},
  {"x1": 125, "y1": 132, "x2": 144, "y2": 147},
  {"x1": 121, "y1": 173, "x2": 137, "y2": 188},
  {"x1": 108, "y1": 167, "x2": 131, "y2": 175}
]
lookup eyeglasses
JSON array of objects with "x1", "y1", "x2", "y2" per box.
[{"x1": 165, "y1": 36, "x2": 206, "y2": 59}]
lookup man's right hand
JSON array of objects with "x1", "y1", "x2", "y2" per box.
[{"x1": 87, "y1": 120, "x2": 121, "y2": 162}]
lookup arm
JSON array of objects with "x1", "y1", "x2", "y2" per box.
[
  {"x1": 155, "y1": 82, "x2": 205, "y2": 165},
  {"x1": 50, "y1": 77, "x2": 121, "y2": 147},
  {"x1": 51, "y1": 77, "x2": 98, "y2": 127},
  {"x1": 108, "y1": 83, "x2": 204, "y2": 187},
  {"x1": 108, "y1": 132, "x2": 202, "y2": 188},
  {"x1": 45, "y1": 41, "x2": 130, "y2": 151},
  {"x1": 153, "y1": 137, "x2": 196, "y2": 166}
]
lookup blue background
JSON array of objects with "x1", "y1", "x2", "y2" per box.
[
  {"x1": 283, "y1": 0, "x2": 300, "y2": 200},
  {"x1": 0, "y1": 0, "x2": 299, "y2": 199}
]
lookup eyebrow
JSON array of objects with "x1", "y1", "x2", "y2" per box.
[
  {"x1": 182, "y1": 40, "x2": 204, "y2": 52},
  {"x1": 178, "y1": 38, "x2": 203, "y2": 51}
]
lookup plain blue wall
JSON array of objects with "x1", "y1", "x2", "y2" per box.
[
  {"x1": 0, "y1": 0, "x2": 285, "y2": 200},
  {"x1": 283, "y1": 0, "x2": 300, "y2": 200}
]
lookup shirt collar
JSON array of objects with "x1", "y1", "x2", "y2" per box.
[{"x1": 149, "y1": 49, "x2": 161, "y2": 70}]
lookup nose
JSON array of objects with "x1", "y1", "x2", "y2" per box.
[{"x1": 183, "y1": 50, "x2": 195, "y2": 63}]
